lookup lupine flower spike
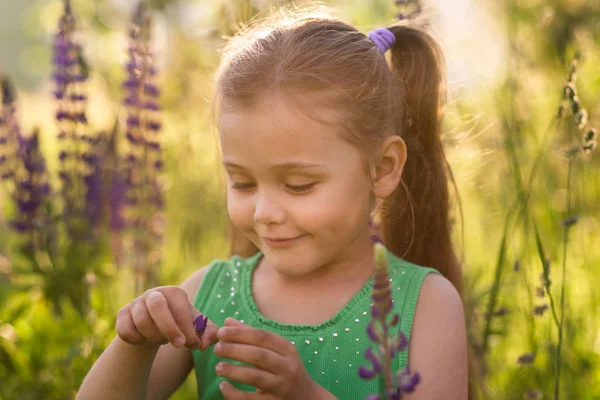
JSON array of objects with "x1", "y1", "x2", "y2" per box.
[
  {"x1": 53, "y1": 0, "x2": 98, "y2": 235},
  {"x1": 122, "y1": 1, "x2": 165, "y2": 293},
  {"x1": 359, "y1": 243, "x2": 421, "y2": 399},
  {"x1": 10, "y1": 129, "x2": 52, "y2": 253},
  {"x1": 0, "y1": 77, "x2": 20, "y2": 187}
]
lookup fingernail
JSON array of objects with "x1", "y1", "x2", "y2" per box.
[
  {"x1": 175, "y1": 336, "x2": 185, "y2": 347},
  {"x1": 216, "y1": 362, "x2": 224, "y2": 375}
]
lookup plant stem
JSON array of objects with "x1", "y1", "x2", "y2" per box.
[{"x1": 555, "y1": 121, "x2": 573, "y2": 400}]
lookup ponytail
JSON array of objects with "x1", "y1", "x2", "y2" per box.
[
  {"x1": 381, "y1": 25, "x2": 461, "y2": 292},
  {"x1": 384, "y1": 25, "x2": 478, "y2": 400}
]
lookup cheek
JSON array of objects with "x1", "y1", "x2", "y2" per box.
[
  {"x1": 227, "y1": 193, "x2": 253, "y2": 228},
  {"x1": 301, "y1": 187, "x2": 368, "y2": 234}
]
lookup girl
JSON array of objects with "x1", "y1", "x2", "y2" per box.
[{"x1": 78, "y1": 6, "x2": 468, "y2": 400}]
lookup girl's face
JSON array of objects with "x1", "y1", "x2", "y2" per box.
[{"x1": 219, "y1": 94, "x2": 375, "y2": 278}]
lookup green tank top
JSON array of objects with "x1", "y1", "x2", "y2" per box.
[{"x1": 192, "y1": 247, "x2": 440, "y2": 399}]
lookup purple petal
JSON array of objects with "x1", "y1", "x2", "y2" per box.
[
  {"x1": 364, "y1": 347, "x2": 382, "y2": 373},
  {"x1": 143, "y1": 101, "x2": 160, "y2": 111},
  {"x1": 144, "y1": 83, "x2": 160, "y2": 97},
  {"x1": 123, "y1": 77, "x2": 140, "y2": 88},
  {"x1": 396, "y1": 367, "x2": 421, "y2": 393},
  {"x1": 56, "y1": 111, "x2": 69, "y2": 121},
  {"x1": 146, "y1": 121, "x2": 161, "y2": 131},
  {"x1": 400, "y1": 372, "x2": 420, "y2": 392},
  {"x1": 394, "y1": 330, "x2": 408, "y2": 352},
  {"x1": 127, "y1": 116, "x2": 140, "y2": 128},
  {"x1": 194, "y1": 314, "x2": 208, "y2": 333},
  {"x1": 358, "y1": 366, "x2": 378, "y2": 380},
  {"x1": 365, "y1": 395, "x2": 381, "y2": 400},
  {"x1": 366, "y1": 321, "x2": 381, "y2": 343}
]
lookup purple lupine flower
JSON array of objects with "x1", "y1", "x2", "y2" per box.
[
  {"x1": 54, "y1": 0, "x2": 98, "y2": 234},
  {"x1": 0, "y1": 77, "x2": 21, "y2": 184},
  {"x1": 359, "y1": 243, "x2": 421, "y2": 399},
  {"x1": 9, "y1": 129, "x2": 52, "y2": 251},
  {"x1": 82, "y1": 134, "x2": 107, "y2": 230},
  {"x1": 115, "y1": 1, "x2": 165, "y2": 292},
  {"x1": 194, "y1": 314, "x2": 208, "y2": 334}
]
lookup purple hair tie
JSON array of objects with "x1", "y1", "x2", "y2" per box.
[{"x1": 367, "y1": 28, "x2": 396, "y2": 53}]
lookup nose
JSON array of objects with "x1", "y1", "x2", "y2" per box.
[{"x1": 253, "y1": 191, "x2": 285, "y2": 225}]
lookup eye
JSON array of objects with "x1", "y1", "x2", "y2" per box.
[
  {"x1": 230, "y1": 182, "x2": 256, "y2": 192},
  {"x1": 285, "y1": 183, "x2": 316, "y2": 194}
]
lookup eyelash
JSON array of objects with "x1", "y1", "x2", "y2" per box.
[{"x1": 230, "y1": 182, "x2": 315, "y2": 194}]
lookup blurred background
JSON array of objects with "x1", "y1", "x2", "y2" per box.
[{"x1": 0, "y1": 0, "x2": 598, "y2": 399}]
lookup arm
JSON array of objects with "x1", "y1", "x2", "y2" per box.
[
  {"x1": 76, "y1": 267, "x2": 209, "y2": 400},
  {"x1": 404, "y1": 274, "x2": 468, "y2": 400},
  {"x1": 146, "y1": 268, "x2": 208, "y2": 399}
]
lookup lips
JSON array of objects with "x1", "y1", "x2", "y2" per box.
[{"x1": 263, "y1": 235, "x2": 303, "y2": 247}]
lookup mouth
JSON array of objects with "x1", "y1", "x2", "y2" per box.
[{"x1": 263, "y1": 235, "x2": 303, "y2": 247}]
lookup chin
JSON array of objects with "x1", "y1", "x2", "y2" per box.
[{"x1": 263, "y1": 250, "x2": 317, "y2": 277}]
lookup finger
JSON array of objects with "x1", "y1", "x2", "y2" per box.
[
  {"x1": 218, "y1": 319, "x2": 293, "y2": 356},
  {"x1": 130, "y1": 300, "x2": 168, "y2": 345},
  {"x1": 157, "y1": 287, "x2": 203, "y2": 349},
  {"x1": 116, "y1": 306, "x2": 146, "y2": 345},
  {"x1": 217, "y1": 363, "x2": 279, "y2": 394},
  {"x1": 219, "y1": 381, "x2": 266, "y2": 400},
  {"x1": 214, "y1": 342, "x2": 280, "y2": 374},
  {"x1": 198, "y1": 317, "x2": 220, "y2": 351},
  {"x1": 145, "y1": 291, "x2": 186, "y2": 347}
]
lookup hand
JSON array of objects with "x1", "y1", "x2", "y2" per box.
[
  {"x1": 214, "y1": 318, "x2": 329, "y2": 400},
  {"x1": 116, "y1": 286, "x2": 218, "y2": 351}
]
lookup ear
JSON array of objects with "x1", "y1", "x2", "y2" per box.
[{"x1": 371, "y1": 135, "x2": 406, "y2": 199}]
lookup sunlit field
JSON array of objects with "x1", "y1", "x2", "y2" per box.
[{"x1": 0, "y1": 0, "x2": 598, "y2": 399}]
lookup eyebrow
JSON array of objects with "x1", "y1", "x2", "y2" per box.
[{"x1": 222, "y1": 161, "x2": 326, "y2": 171}]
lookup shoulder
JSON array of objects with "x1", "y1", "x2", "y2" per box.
[
  {"x1": 405, "y1": 273, "x2": 468, "y2": 399},
  {"x1": 417, "y1": 273, "x2": 463, "y2": 314},
  {"x1": 180, "y1": 265, "x2": 211, "y2": 302}
]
